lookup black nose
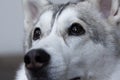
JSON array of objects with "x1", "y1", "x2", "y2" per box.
[{"x1": 24, "y1": 49, "x2": 50, "y2": 70}]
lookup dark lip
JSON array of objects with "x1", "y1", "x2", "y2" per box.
[
  {"x1": 31, "y1": 77, "x2": 49, "y2": 80},
  {"x1": 70, "y1": 77, "x2": 81, "y2": 80}
]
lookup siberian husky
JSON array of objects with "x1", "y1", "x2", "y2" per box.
[{"x1": 15, "y1": 0, "x2": 120, "y2": 80}]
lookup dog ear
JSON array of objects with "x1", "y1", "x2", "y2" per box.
[
  {"x1": 109, "y1": 0, "x2": 120, "y2": 26},
  {"x1": 97, "y1": 0, "x2": 112, "y2": 18},
  {"x1": 98, "y1": 0, "x2": 120, "y2": 25},
  {"x1": 23, "y1": 0, "x2": 50, "y2": 23}
]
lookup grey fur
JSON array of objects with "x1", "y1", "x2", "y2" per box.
[{"x1": 16, "y1": 0, "x2": 120, "y2": 80}]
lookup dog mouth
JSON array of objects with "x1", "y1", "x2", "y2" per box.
[
  {"x1": 32, "y1": 76, "x2": 81, "y2": 80},
  {"x1": 27, "y1": 67, "x2": 81, "y2": 80},
  {"x1": 70, "y1": 77, "x2": 81, "y2": 80}
]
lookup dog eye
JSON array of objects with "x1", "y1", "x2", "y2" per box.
[
  {"x1": 68, "y1": 23, "x2": 85, "y2": 36},
  {"x1": 33, "y1": 27, "x2": 41, "y2": 40}
]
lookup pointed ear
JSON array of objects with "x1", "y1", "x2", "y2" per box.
[
  {"x1": 23, "y1": 0, "x2": 50, "y2": 23},
  {"x1": 109, "y1": 0, "x2": 120, "y2": 26},
  {"x1": 98, "y1": 0, "x2": 120, "y2": 25},
  {"x1": 98, "y1": 0, "x2": 112, "y2": 18}
]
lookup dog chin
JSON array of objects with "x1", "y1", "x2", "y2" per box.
[
  {"x1": 28, "y1": 75, "x2": 60, "y2": 80},
  {"x1": 27, "y1": 73, "x2": 51, "y2": 80},
  {"x1": 28, "y1": 73, "x2": 81, "y2": 80},
  {"x1": 30, "y1": 77, "x2": 50, "y2": 80},
  {"x1": 26, "y1": 69, "x2": 60, "y2": 80}
]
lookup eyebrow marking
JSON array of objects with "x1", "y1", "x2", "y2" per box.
[
  {"x1": 50, "y1": 3, "x2": 70, "y2": 27},
  {"x1": 56, "y1": 3, "x2": 70, "y2": 19}
]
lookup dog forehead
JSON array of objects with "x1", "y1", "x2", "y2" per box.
[
  {"x1": 35, "y1": 6, "x2": 77, "y2": 30},
  {"x1": 35, "y1": 10, "x2": 53, "y2": 28},
  {"x1": 35, "y1": 2, "x2": 93, "y2": 29},
  {"x1": 56, "y1": 7, "x2": 78, "y2": 24},
  {"x1": 56, "y1": 1, "x2": 92, "y2": 21}
]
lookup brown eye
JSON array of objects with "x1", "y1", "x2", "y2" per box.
[
  {"x1": 33, "y1": 27, "x2": 41, "y2": 40},
  {"x1": 68, "y1": 23, "x2": 85, "y2": 36}
]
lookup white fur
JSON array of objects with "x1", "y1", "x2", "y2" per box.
[
  {"x1": 15, "y1": 64, "x2": 27, "y2": 80},
  {"x1": 15, "y1": 0, "x2": 120, "y2": 80}
]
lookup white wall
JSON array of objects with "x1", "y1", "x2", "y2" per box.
[{"x1": 0, "y1": 0, "x2": 24, "y2": 55}]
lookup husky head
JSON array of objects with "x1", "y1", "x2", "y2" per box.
[{"x1": 23, "y1": 0, "x2": 120, "y2": 80}]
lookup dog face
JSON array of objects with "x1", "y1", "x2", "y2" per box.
[{"x1": 23, "y1": 0, "x2": 119, "y2": 80}]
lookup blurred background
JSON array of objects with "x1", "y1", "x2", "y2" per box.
[{"x1": 0, "y1": 0, "x2": 24, "y2": 80}]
